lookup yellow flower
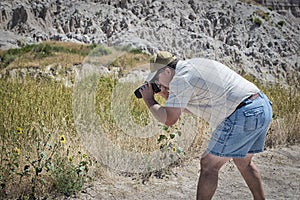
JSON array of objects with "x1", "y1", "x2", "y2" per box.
[
  {"x1": 68, "y1": 156, "x2": 73, "y2": 162},
  {"x1": 83, "y1": 153, "x2": 87, "y2": 159},
  {"x1": 172, "y1": 147, "x2": 177, "y2": 152},
  {"x1": 60, "y1": 135, "x2": 66, "y2": 144},
  {"x1": 17, "y1": 127, "x2": 23, "y2": 135},
  {"x1": 14, "y1": 147, "x2": 21, "y2": 155}
]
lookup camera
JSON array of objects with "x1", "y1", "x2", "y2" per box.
[{"x1": 134, "y1": 82, "x2": 161, "y2": 98}]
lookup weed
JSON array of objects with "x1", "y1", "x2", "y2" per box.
[
  {"x1": 157, "y1": 124, "x2": 185, "y2": 156},
  {"x1": 51, "y1": 149, "x2": 92, "y2": 196}
]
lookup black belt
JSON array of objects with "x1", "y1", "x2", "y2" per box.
[{"x1": 236, "y1": 93, "x2": 260, "y2": 110}]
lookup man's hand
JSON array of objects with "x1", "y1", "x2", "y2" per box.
[
  {"x1": 140, "y1": 82, "x2": 155, "y2": 102},
  {"x1": 157, "y1": 87, "x2": 169, "y2": 100}
]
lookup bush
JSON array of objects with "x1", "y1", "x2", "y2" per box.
[
  {"x1": 0, "y1": 45, "x2": 33, "y2": 69},
  {"x1": 88, "y1": 45, "x2": 112, "y2": 57},
  {"x1": 0, "y1": 42, "x2": 97, "y2": 69},
  {"x1": 277, "y1": 20, "x2": 285, "y2": 27},
  {"x1": 255, "y1": 10, "x2": 270, "y2": 21},
  {"x1": 52, "y1": 150, "x2": 91, "y2": 196},
  {"x1": 253, "y1": 17, "x2": 262, "y2": 26}
]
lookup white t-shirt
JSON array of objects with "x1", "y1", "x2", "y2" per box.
[{"x1": 165, "y1": 58, "x2": 260, "y2": 128}]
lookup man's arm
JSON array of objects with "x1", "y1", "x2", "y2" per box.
[
  {"x1": 154, "y1": 105, "x2": 182, "y2": 126},
  {"x1": 140, "y1": 83, "x2": 182, "y2": 126}
]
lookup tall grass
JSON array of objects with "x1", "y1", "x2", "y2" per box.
[
  {"x1": 94, "y1": 77, "x2": 166, "y2": 153},
  {"x1": 0, "y1": 78, "x2": 94, "y2": 199},
  {"x1": 244, "y1": 75, "x2": 300, "y2": 146},
  {"x1": 264, "y1": 84, "x2": 300, "y2": 146}
]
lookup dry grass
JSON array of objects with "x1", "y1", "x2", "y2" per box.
[
  {"x1": 244, "y1": 76, "x2": 300, "y2": 147},
  {"x1": 0, "y1": 78, "x2": 96, "y2": 199},
  {"x1": 1, "y1": 41, "x2": 95, "y2": 70},
  {"x1": 8, "y1": 52, "x2": 85, "y2": 69},
  {"x1": 267, "y1": 112, "x2": 300, "y2": 147}
]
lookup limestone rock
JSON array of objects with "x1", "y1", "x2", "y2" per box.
[
  {"x1": 0, "y1": 0, "x2": 299, "y2": 86},
  {"x1": 254, "y1": 0, "x2": 300, "y2": 17}
]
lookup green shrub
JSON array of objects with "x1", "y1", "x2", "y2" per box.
[
  {"x1": 0, "y1": 45, "x2": 33, "y2": 69},
  {"x1": 262, "y1": 12, "x2": 270, "y2": 21},
  {"x1": 129, "y1": 48, "x2": 144, "y2": 54},
  {"x1": 255, "y1": 10, "x2": 270, "y2": 21},
  {"x1": 0, "y1": 42, "x2": 97, "y2": 69},
  {"x1": 277, "y1": 20, "x2": 285, "y2": 27},
  {"x1": 88, "y1": 45, "x2": 112, "y2": 57},
  {"x1": 253, "y1": 17, "x2": 262, "y2": 26},
  {"x1": 32, "y1": 43, "x2": 54, "y2": 58},
  {"x1": 52, "y1": 150, "x2": 91, "y2": 196}
]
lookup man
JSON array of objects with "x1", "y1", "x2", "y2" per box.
[{"x1": 139, "y1": 51, "x2": 273, "y2": 200}]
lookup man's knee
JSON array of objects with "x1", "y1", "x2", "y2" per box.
[
  {"x1": 200, "y1": 158, "x2": 218, "y2": 178},
  {"x1": 200, "y1": 154, "x2": 228, "y2": 173},
  {"x1": 200, "y1": 156, "x2": 211, "y2": 171}
]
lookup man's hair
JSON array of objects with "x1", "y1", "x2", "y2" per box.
[
  {"x1": 152, "y1": 59, "x2": 178, "y2": 81},
  {"x1": 167, "y1": 59, "x2": 179, "y2": 70}
]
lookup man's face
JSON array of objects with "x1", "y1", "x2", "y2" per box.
[{"x1": 154, "y1": 67, "x2": 174, "y2": 100}]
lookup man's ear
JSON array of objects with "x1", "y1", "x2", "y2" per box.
[{"x1": 165, "y1": 67, "x2": 172, "y2": 76}]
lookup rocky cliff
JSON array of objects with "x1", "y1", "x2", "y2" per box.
[
  {"x1": 254, "y1": 0, "x2": 300, "y2": 17},
  {"x1": 0, "y1": 0, "x2": 299, "y2": 85}
]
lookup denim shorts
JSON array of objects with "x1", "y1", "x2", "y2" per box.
[{"x1": 207, "y1": 92, "x2": 273, "y2": 158}]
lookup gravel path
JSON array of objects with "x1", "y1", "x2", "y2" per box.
[{"x1": 59, "y1": 145, "x2": 300, "y2": 200}]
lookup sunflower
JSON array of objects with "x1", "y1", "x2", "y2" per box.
[
  {"x1": 68, "y1": 156, "x2": 73, "y2": 162},
  {"x1": 60, "y1": 135, "x2": 66, "y2": 144},
  {"x1": 17, "y1": 127, "x2": 23, "y2": 135},
  {"x1": 172, "y1": 146, "x2": 177, "y2": 152},
  {"x1": 14, "y1": 147, "x2": 21, "y2": 155}
]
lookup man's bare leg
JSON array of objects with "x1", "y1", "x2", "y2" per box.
[
  {"x1": 197, "y1": 153, "x2": 230, "y2": 200},
  {"x1": 233, "y1": 154, "x2": 265, "y2": 200}
]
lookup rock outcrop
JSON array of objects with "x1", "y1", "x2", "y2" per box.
[
  {"x1": 0, "y1": 0, "x2": 299, "y2": 86},
  {"x1": 254, "y1": 0, "x2": 300, "y2": 17}
]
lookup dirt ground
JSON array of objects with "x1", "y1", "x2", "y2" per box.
[{"x1": 60, "y1": 145, "x2": 300, "y2": 200}]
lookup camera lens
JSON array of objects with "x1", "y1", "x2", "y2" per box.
[{"x1": 134, "y1": 88, "x2": 142, "y2": 98}]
